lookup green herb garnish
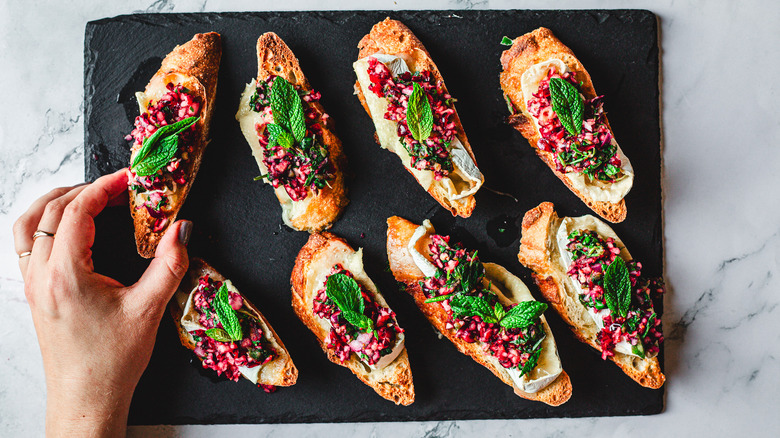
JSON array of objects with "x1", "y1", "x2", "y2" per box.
[
  {"x1": 269, "y1": 76, "x2": 307, "y2": 142},
  {"x1": 548, "y1": 77, "x2": 584, "y2": 137},
  {"x1": 449, "y1": 294, "x2": 547, "y2": 330},
  {"x1": 205, "y1": 328, "x2": 233, "y2": 343},
  {"x1": 326, "y1": 273, "x2": 373, "y2": 332},
  {"x1": 406, "y1": 82, "x2": 434, "y2": 142},
  {"x1": 500, "y1": 36, "x2": 514, "y2": 46},
  {"x1": 131, "y1": 116, "x2": 199, "y2": 176},
  {"x1": 604, "y1": 256, "x2": 632, "y2": 318},
  {"x1": 213, "y1": 284, "x2": 242, "y2": 341}
]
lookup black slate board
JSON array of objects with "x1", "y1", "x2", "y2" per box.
[{"x1": 84, "y1": 10, "x2": 663, "y2": 424}]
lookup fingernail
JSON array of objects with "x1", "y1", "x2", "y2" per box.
[{"x1": 178, "y1": 221, "x2": 193, "y2": 245}]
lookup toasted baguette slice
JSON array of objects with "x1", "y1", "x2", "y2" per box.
[
  {"x1": 291, "y1": 232, "x2": 414, "y2": 405},
  {"x1": 386, "y1": 216, "x2": 572, "y2": 406},
  {"x1": 236, "y1": 32, "x2": 348, "y2": 232},
  {"x1": 128, "y1": 32, "x2": 221, "y2": 257},
  {"x1": 170, "y1": 258, "x2": 298, "y2": 387},
  {"x1": 353, "y1": 18, "x2": 484, "y2": 218},
  {"x1": 517, "y1": 202, "x2": 665, "y2": 388},
  {"x1": 500, "y1": 27, "x2": 632, "y2": 223}
]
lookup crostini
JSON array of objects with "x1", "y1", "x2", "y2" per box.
[
  {"x1": 387, "y1": 216, "x2": 572, "y2": 406},
  {"x1": 237, "y1": 32, "x2": 349, "y2": 232},
  {"x1": 126, "y1": 32, "x2": 221, "y2": 257},
  {"x1": 291, "y1": 232, "x2": 414, "y2": 405},
  {"x1": 517, "y1": 202, "x2": 665, "y2": 388},
  {"x1": 170, "y1": 258, "x2": 298, "y2": 390},
  {"x1": 500, "y1": 28, "x2": 633, "y2": 223},
  {"x1": 353, "y1": 18, "x2": 484, "y2": 218}
]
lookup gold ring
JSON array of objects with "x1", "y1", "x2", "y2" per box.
[
  {"x1": 32, "y1": 230, "x2": 55, "y2": 240},
  {"x1": 18, "y1": 251, "x2": 32, "y2": 259}
]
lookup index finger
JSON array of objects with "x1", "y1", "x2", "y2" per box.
[{"x1": 51, "y1": 169, "x2": 129, "y2": 264}]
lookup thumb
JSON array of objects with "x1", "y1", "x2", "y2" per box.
[{"x1": 130, "y1": 220, "x2": 192, "y2": 316}]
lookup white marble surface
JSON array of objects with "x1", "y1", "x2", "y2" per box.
[{"x1": 1, "y1": 0, "x2": 778, "y2": 436}]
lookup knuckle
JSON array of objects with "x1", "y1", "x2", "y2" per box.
[
  {"x1": 166, "y1": 253, "x2": 189, "y2": 279},
  {"x1": 12, "y1": 216, "x2": 30, "y2": 236},
  {"x1": 63, "y1": 198, "x2": 83, "y2": 216},
  {"x1": 43, "y1": 198, "x2": 69, "y2": 218}
]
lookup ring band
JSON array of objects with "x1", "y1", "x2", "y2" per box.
[
  {"x1": 18, "y1": 251, "x2": 32, "y2": 259},
  {"x1": 32, "y1": 230, "x2": 55, "y2": 240}
]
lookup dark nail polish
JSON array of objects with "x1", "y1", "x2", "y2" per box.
[{"x1": 178, "y1": 221, "x2": 193, "y2": 245}]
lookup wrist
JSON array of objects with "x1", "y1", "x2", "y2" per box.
[{"x1": 46, "y1": 377, "x2": 133, "y2": 437}]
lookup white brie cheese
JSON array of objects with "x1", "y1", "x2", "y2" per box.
[
  {"x1": 555, "y1": 216, "x2": 641, "y2": 357},
  {"x1": 407, "y1": 221, "x2": 563, "y2": 393},
  {"x1": 520, "y1": 59, "x2": 634, "y2": 204},
  {"x1": 353, "y1": 55, "x2": 484, "y2": 202}
]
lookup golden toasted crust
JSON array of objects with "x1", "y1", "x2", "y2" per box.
[
  {"x1": 354, "y1": 18, "x2": 478, "y2": 218},
  {"x1": 254, "y1": 32, "x2": 349, "y2": 232},
  {"x1": 169, "y1": 257, "x2": 298, "y2": 387},
  {"x1": 130, "y1": 32, "x2": 222, "y2": 257},
  {"x1": 500, "y1": 28, "x2": 627, "y2": 223},
  {"x1": 386, "y1": 216, "x2": 573, "y2": 406},
  {"x1": 290, "y1": 232, "x2": 415, "y2": 405},
  {"x1": 517, "y1": 202, "x2": 665, "y2": 388}
]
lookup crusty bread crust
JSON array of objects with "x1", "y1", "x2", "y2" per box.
[
  {"x1": 253, "y1": 32, "x2": 349, "y2": 232},
  {"x1": 169, "y1": 258, "x2": 298, "y2": 387},
  {"x1": 500, "y1": 28, "x2": 627, "y2": 223},
  {"x1": 290, "y1": 232, "x2": 415, "y2": 405},
  {"x1": 130, "y1": 32, "x2": 222, "y2": 257},
  {"x1": 517, "y1": 202, "x2": 665, "y2": 388},
  {"x1": 354, "y1": 18, "x2": 479, "y2": 218},
  {"x1": 386, "y1": 216, "x2": 573, "y2": 406}
]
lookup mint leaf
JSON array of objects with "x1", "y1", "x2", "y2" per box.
[
  {"x1": 266, "y1": 123, "x2": 295, "y2": 149},
  {"x1": 548, "y1": 77, "x2": 583, "y2": 136},
  {"x1": 604, "y1": 290, "x2": 619, "y2": 316},
  {"x1": 205, "y1": 328, "x2": 233, "y2": 343},
  {"x1": 133, "y1": 135, "x2": 178, "y2": 176},
  {"x1": 213, "y1": 284, "x2": 242, "y2": 341},
  {"x1": 131, "y1": 116, "x2": 199, "y2": 175},
  {"x1": 494, "y1": 302, "x2": 506, "y2": 321},
  {"x1": 499, "y1": 301, "x2": 547, "y2": 329},
  {"x1": 406, "y1": 82, "x2": 433, "y2": 142},
  {"x1": 289, "y1": 102, "x2": 306, "y2": 143},
  {"x1": 341, "y1": 309, "x2": 373, "y2": 331},
  {"x1": 270, "y1": 76, "x2": 306, "y2": 142},
  {"x1": 518, "y1": 347, "x2": 543, "y2": 377},
  {"x1": 326, "y1": 273, "x2": 370, "y2": 331},
  {"x1": 500, "y1": 36, "x2": 513, "y2": 46},
  {"x1": 604, "y1": 257, "x2": 631, "y2": 317},
  {"x1": 449, "y1": 295, "x2": 497, "y2": 324}
]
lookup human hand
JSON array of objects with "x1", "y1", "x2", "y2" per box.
[{"x1": 12, "y1": 170, "x2": 192, "y2": 437}]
